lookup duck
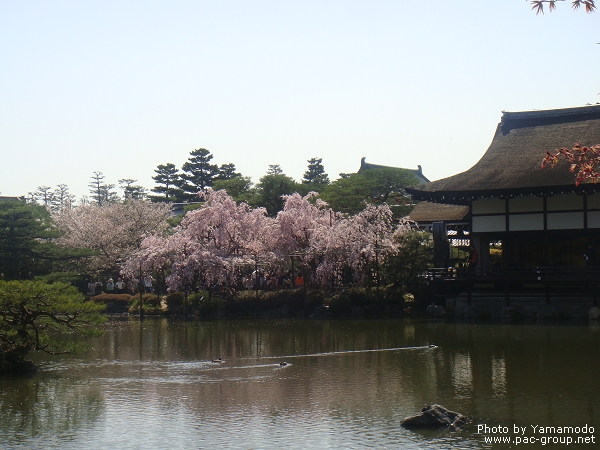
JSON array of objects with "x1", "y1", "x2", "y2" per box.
[
  {"x1": 429, "y1": 344, "x2": 437, "y2": 349},
  {"x1": 212, "y1": 357, "x2": 223, "y2": 363},
  {"x1": 279, "y1": 361, "x2": 288, "y2": 367}
]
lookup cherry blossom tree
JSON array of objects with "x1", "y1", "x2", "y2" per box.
[
  {"x1": 311, "y1": 203, "x2": 412, "y2": 287},
  {"x1": 122, "y1": 190, "x2": 413, "y2": 295},
  {"x1": 123, "y1": 189, "x2": 278, "y2": 292},
  {"x1": 275, "y1": 193, "x2": 412, "y2": 287},
  {"x1": 275, "y1": 192, "x2": 339, "y2": 254},
  {"x1": 53, "y1": 199, "x2": 172, "y2": 274}
]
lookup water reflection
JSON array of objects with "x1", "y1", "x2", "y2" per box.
[{"x1": 0, "y1": 318, "x2": 598, "y2": 449}]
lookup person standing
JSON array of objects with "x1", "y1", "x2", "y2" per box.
[
  {"x1": 87, "y1": 279, "x2": 95, "y2": 296},
  {"x1": 115, "y1": 278, "x2": 125, "y2": 294},
  {"x1": 144, "y1": 275, "x2": 153, "y2": 294},
  {"x1": 128, "y1": 278, "x2": 138, "y2": 295},
  {"x1": 106, "y1": 278, "x2": 115, "y2": 293}
]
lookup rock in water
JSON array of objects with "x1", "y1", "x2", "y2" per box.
[{"x1": 401, "y1": 404, "x2": 468, "y2": 430}]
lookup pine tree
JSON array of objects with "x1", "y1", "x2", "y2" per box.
[
  {"x1": 0, "y1": 200, "x2": 60, "y2": 279},
  {"x1": 51, "y1": 184, "x2": 76, "y2": 212},
  {"x1": 180, "y1": 148, "x2": 219, "y2": 200},
  {"x1": 302, "y1": 157, "x2": 330, "y2": 186},
  {"x1": 32, "y1": 186, "x2": 54, "y2": 208},
  {"x1": 88, "y1": 172, "x2": 118, "y2": 206},
  {"x1": 118, "y1": 179, "x2": 148, "y2": 200},
  {"x1": 0, "y1": 280, "x2": 105, "y2": 375},
  {"x1": 216, "y1": 163, "x2": 241, "y2": 181},
  {"x1": 150, "y1": 163, "x2": 184, "y2": 202},
  {"x1": 267, "y1": 164, "x2": 283, "y2": 175}
]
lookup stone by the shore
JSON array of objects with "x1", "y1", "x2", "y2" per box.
[{"x1": 401, "y1": 404, "x2": 468, "y2": 430}]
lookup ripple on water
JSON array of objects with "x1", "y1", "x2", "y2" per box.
[{"x1": 5, "y1": 319, "x2": 597, "y2": 449}]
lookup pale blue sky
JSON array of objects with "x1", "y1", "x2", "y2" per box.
[{"x1": 1, "y1": 1, "x2": 599, "y2": 200}]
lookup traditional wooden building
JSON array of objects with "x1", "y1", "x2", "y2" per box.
[
  {"x1": 359, "y1": 157, "x2": 430, "y2": 184},
  {"x1": 407, "y1": 105, "x2": 600, "y2": 272}
]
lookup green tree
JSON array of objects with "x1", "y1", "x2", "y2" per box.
[
  {"x1": 302, "y1": 157, "x2": 330, "y2": 186},
  {"x1": 381, "y1": 230, "x2": 432, "y2": 292},
  {"x1": 253, "y1": 170, "x2": 299, "y2": 216},
  {"x1": 216, "y1": 163, "x2": 241, "y2": 181},
  {"x1": 212, "y1": 176, "x2": 254, "y2": 203},
  {"x1": 31, "y1": 186, "x2": 54, "y2": 208},
  {"x1": 118, "y1": 179, "x2": 148, "y2": 200},
  {"x1": 320, "y1": 174, "x2": 368, "y2": 214},
  {"x1": 266, "y1": 164, "x2": 283, "y2": 175},
  {"x1": 321, "y1": 168, "x2": 418, "y2": 215},
  {"x1": 0, "y1": 280, "x2": 105, "y2": 375},
  {"x1": 150, "y1": 163, "x2": 185, "y2": 202},
  {"x1": 363, "y1": 167, "x2": 418, "y2": 204},
  {"x1": 0, "y1": 200, "x2": 59, "y2": 280},
  {"x1": 88, "y1": 172, "x2": 118, "y2": 206},
  {"x1": 180, "y1": 148, "x2": 219, "y2": 199},
  {"x1": 51, "y1": 184, "x2": 76, "y2": 212}
]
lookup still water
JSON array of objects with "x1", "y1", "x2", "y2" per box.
[{"x1": 1, "y1": 318, "x2": 599, "y2": 449}]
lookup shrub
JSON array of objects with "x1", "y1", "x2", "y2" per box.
[
  {"x1": 91, "y1": 293, "x2": 132, "y2": 302},
  {"x1": 328, "y1": 285, "x2": 404, "y2": 317},
  {"x1": 142, "y1": 293, "x2": 161, "y2": 307},
  {"x1": 195, "y1": 292, "x2": 222, "y2": 317},
  {"x1": 229, "y1": 290, "x2": 260, "y2": 315},
  {"x1": 189, "y1": 291, "x2": 209, "y2": 310},
  {"x1": 223, "y1": 288, "x2": 324, "y2": 318},
  {"x1": 328, "y1": 288, "x2": 369, "y2": 316},
  {"x1": 90, "y1": 293, "x2": 131, "y2": 313},
  {"x1": 129, "y1": 294, "x2": 163, "y2": 314},
  {"x1": 382, "y1": 229, "x2": 432, "y2": 291},
  {"x1": 166, "y1": 291, "x2": 185, "y2": 309}
]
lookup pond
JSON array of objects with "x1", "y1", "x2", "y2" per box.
[{"x1": 1, "y1": 318, "x2": 599, "y2": 449}]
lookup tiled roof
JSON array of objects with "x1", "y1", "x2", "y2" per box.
[{"x1": 359, "y1": 158, "x2": 430, "y2": 183}]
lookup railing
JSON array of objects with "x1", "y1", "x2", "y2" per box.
[
  {"x1": 425, "y1": 266, "x2": 600, "y2": 307},
  {"x1": 427, "y1": 266, "x2": 600, "y2": 282}
]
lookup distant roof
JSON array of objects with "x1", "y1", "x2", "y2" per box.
[
  {"x1": 406, "y1": 105, "x2": 600, "y2": 203},
  {"x1": 0, "y1": 196, "x2": 25, "y2": 202},
  {"x1": 359, "y1": 158, "x2": 430, "y2": 184},
  {"x1": 407, "y1": 201, "x2": 469, "y2": 224}
]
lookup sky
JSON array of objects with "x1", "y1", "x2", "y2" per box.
[{"x1": 1, "y1": 1, "x2": 599, "y2": 201}]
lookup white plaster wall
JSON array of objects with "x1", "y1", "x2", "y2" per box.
[
  {"x1": 509, "y1": 214, "x2": 544, "y2": 231},
  {"x1": 547, "y1": 212, "x2": 584, "y2": 230},
  {"x1": 472, "y1": 215, "x2": 506, "y2": 232},
  {"x1": 472, "y1": 198, "x2": 505, "y2": 214},
  {"x1": 509, "y1": 196, "x2": 543, "y2": 213},
  {"x1": 588, "y1": 211, "x2": 600, "y2": 228},
  {"x1": 547, "y1": 194, "x2": 583, "y2": 211},
  {"x1": 588, "y1": 193, "x2": 600, "y2": 209}
]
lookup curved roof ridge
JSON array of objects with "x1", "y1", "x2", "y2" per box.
[
  {"x1": 502, "y1": 104, "x2": 600, "y2": 122},
  {"x1": 407, "y1": 105, "x2": 600, "y2": 203}
]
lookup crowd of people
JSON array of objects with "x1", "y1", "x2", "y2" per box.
[
  {"x1": 86, "y1": 269, "x2": 313, "y2": 298},
  {"x1": 86, "y1": 275, "x2": 154, "y2": 297}
]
